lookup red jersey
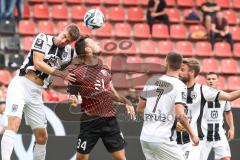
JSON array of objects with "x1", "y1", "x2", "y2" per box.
[{"x1": 71, "y1": 64, "x2": 116, "y2": 117}]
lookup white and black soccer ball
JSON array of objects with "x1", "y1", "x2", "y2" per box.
[{"x1": 84, "y1": 9, "x2": 105, "y2": 29}]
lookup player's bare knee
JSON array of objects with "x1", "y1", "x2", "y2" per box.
[
  {"x1": 7, "y1": 116, "x2": 21, "y2": 133},
  {"x1": 34, "y1": 129, "x2": 48, "y2": 144},
  {"x1": 76, "y1": 153, "x2": 89, "y2": 160},
  {"x1": 221, "y1": 157, "x2": 230, "y2": 160}
]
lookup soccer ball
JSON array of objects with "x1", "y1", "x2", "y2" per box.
[{"x1": 84, "y1": 9, "x2": 105, "y2": 29}]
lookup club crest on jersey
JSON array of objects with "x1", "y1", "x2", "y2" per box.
[
  {"x1": 191, "y1": 91, "x2": 197, "y2": 99},
  {"x1": 100, "y1": 69, "x2": 108, "y2": 76},
  {"x1": 34, "y1": 39, "x2": 44, "y2": 49},
  {"x1": 211, "y1": 110, "x2": 218, "y2": 119},
  {"x1": 12, "y1": 104, "x2": 18, "y2": 112},
  {"x1": 182, "y1": 92, "x2": 187, "y2": 101},
  {"x1": 62, "y1": 51, "x2": 68, "y2": 59}
]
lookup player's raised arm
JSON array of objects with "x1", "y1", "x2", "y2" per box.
[
  {"x1": 110, "y1": 82, "x2": 136, "y2": 120},
  {"x1": 218, "y1": 90, "x2": 240, "y2": 101}
]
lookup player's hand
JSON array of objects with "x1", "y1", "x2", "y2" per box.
[
  {"x1": 69, "y1": 95, "x2": 78, "y2": 107},
  {"x1": 126, "y1": 105, "x2": 136, "y2": 120},
  {"x1": 136, "y1": 107, "x2": 144, "y2": 118},
  {"x1": 190, "y1": 135, "x2": 199, "y2": 146},
  {"x1": 227, "y1": 128, "x2": 235, "y2": 141},
  {"x1": 64, "y1": 72, "x2": 76, "y2": 82},
  {"x1": 176, "y1": 122, "x2": 186, "y2": 132}
]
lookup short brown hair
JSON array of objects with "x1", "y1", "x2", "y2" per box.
[
  {"x1": 166, "y1": 52, "x2": 183, "y2": 70},
  {"x1": 75, "y1": 36, "x2": 89, "y2": 55},
  {"x1": 183, "y1": 58, "x2": 200, "y2": 77},
  {"x1": 65, "y1": 23, "x2": 80, "y2": 41},
  {"x1": 206, "y1": 72, "x2": 218, "y2": 78}
]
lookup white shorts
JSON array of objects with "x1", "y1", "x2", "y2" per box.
[
  {"x1": 4, "y1": 76, "x2": 47, "y2": 129},
  {"x1": 178, "y1": 141, "x2": 203, "y2": 160},
  {"x1": 141, "y1": 140, "x2": 185, "y2": 160},
  {"x1": 200, "y1": 136, "x2": 231, "y2": 160}
]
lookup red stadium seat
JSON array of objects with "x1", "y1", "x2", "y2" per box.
[
  {"x1": 66, "y1": 0, "x2": 83, "y2": 3},
  {"x1": 52, "y1": 5, "x2": 68, "y2": 20},
  {"x1": 177, "y1": 0, "x2": 194, "y2": 7},
  {"x1": 100, "y1": 39, "x2": 118, "y2": 55},
  {"x1": 214, "y1": 42, "x2": 232, "y2": 57},
  {"x1": 195, "y1": 41, "x2": 212, "y2": 57},
  {"x1": 92, "y1": 6, "x2": 107, "y2": 16},
  {"x1": 133, "y1": 23, "x2": 151, "y2": 38},
  {"x1": 221, "y1": 59, "x2": 238, "y2": 74},
  {"x1": 167, "y1": 8, "x2": 181, "y2": 23},
  {"x1": 43, "y1": 89, "x2": 60, "y2": 102},
  {"x1": 95, "y1": 22, "x2": 112, "y2": 37},
  {"x1": 22, "y1": 37, "x2": 34, "y2": 52},
  {"x1": 202, "y1": 58, "x2": 220, "y2": 73},
  {"x1": 33, "y1": 4, "x2": 49, "y2": 19},
  {"x1": 29, "y1": 0, "x2": 46, "y2": 2},
  {"x1": 119, "y1": 40, "x2": 137, "y2": 55},
  {"x1": 139, "y1": 40, "x2": 157, "y2": 55},
  {"x1": 122, "y1": 0, "x2": 139, "y2": 6},
  {"x1": 109, "y1": 6, "x2": 125, "y2": 21},
  {"x1": 195, "y1": 75, "x2": 206, "y2": 84},
  {"x1": 18, "y1": 20, "x2": 36, "y2": 35},
  {"x1": 232, "y1": 98, "x2": 240, "y2": 107},
  {"x1": 131, "y1": 73, "x2": 149, "y2": 89},
  {"x1": 217, "y1": 76, "x2": 227, "y2": 90},
  {"x1": 47, "y1": 0, "x2": 64, "y2": 3},
  {"x1": 0, "y1": 70, "x2": 11, "y2": 85},
  {"x1": 126, "y1": 56, "x2": 143, "y2": 72},
  {"x1": 128, "y1": 7, "x2": 144, "y2": 22},
  {"x1": 152, "y1": 24, "x2": 169, "y2": 39},
  {"x1": 57, "y1": 21, "x2": 71, "y2": 32},
  {"x1": 229, "y1": 26, "x2": 240, "y2": 41},
  {"x1": 157, "y1": 41, "x2": 174, "y2": 55},
  {"x1": 176, "y1": 41, "x2": 194, "y2": 56},
  {"x1": 103, "y1": 0, "x2": 120, "y2": 5},
  {"x1": 77, "y1": 22, "x2": 92, "y2": 35},
  {"x1": 144, "y1": 57, "x2": 165, "y2": 73},
  {"x1": 189, "y1": 25, "x2": 207, "y2": 40},
  {"x1": 112, "y1": 73, "x2": 131, "y2": 89},
  {"x1": 196, "y1": 0, "x2": 206, "y2": 6},
  {"x1": 227, "y1": 76, "x2": 240, "y2": 90},
  {"x1": 233, "y1": 0, "x2": 240, "y2": 9},
  {"x1": 140, "y1": 0, "x2": 148, "y2": 6},
  {"x1": 38, "y1": 21, "x2": 54, "y2": 35},
  {"x1": 71, "y1": 6, "x2": 87, "y2": 20},
  {"x1": 223, "y1": 10, "x2": 238, "y2": 25},
  {"x1": 115, "y1": 23, "x2": 131, "y2": 38},
  {"x1": 233, "y1": 43, "x2": 240, "y2": 57},
  {"x1": 85, "y1": 0, "x2": 101, "y2": 4},
  {"x1": 166, "y1": 0, "x2": 176, "y2": 6},
  {"x1": 14, "y1": 3, "x2": 30, "y2": 19},
  {"x1": 170, "y1": 24, "x2": 187, "y2": 39},
  {"x1": 215, "y1": 0, "x2": 230, "y2": 8}
]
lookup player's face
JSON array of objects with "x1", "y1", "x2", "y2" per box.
[
  {"x1": 206, "y1": 74, "x2": 218, "y2": 88},
  {"x1": 55, "y1": 31, "x2": 73, "y2": 48},
  {"x1": 216, "y1": 12, "x2": 223, "y2": 19},
  {"x1": 179, "y1": 64, "x2": 191, "y2": 83}
]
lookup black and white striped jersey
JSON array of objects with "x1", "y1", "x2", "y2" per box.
[
  {"x1": 176, "y1": 83, "x2": 220, "y2": 144},
  {"x1": 19, "y1": 33, "x2": 76, "y2": 88}
]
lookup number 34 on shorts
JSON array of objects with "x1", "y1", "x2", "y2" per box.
[{"x1": 77, "y1": 138, "x2": 87, "y2": 151}]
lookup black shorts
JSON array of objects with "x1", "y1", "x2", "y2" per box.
[{"x1": 76, "y1": 115, "x2": 126, "y2": 154}]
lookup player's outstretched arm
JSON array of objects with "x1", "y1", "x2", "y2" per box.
[
  {"x1": 218, "y1": 90, "x2": 240, "y2": 101},
  {"x1": 224, "y1": 111, "x2": 235, "y2": 141},
  {"x1": 176, "y1": 104, "x2": 199, "y2": 146},
  {"x1": 110, "y1": 83, "x2": 136, "y2": 120},
  {"x1": 33, "y1": 51, "x2": 76, "y2": 82}
]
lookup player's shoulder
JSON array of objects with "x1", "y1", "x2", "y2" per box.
[{"x1": 35, "y1": 33, "x2": 48, "y2": 40}]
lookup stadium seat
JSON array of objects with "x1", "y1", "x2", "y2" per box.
[
  {"x1": 140, "y1": 0, "x2": 148, "y2": 6},
  {"x1": 77, "y1": 22, "x2": 92, "y2": 35},
  {"x1": 109, "y1": 6, "x2": 125, "y2": 21},
  {"x1": 166, "y1": 0, "x2": 176, "y2": 6},
  {"x1": 176, "y1": 41, "x2": 194, "y2": 56},
  {"x1": 195, "y1": 41, "x2": 212, "y2": 57},
  {"x1": 0, "y1": 53, "x2": 5, "y2": 69},
  {"x1": 4, "y1": 36, "x2": 20, "y2": 52},
  {"x1": 196, "y1": 0, "x2": 206, "y2": 6},
  {"x1": 22, "y1": 37, "x2": 34, "y2": 52},
  {"x1": 0, "y1": 70, "x2": 11, "y2": 85},
  {"x1": 66, "y1": 0, "x2": 83, "y2": 3},
  {"x1": 128, "y1": 7, "x2": 144, "y2": 22},
  {"x1": 85, "y1": 0, "x2": 101, "y2": 4},
  {"x1": 233, "y1": 43, "x2": 240, "y2": 57},
  {"x1": 183, "y1": 9, "x2": 201, "y2": 24},
  {"x1": 47, "y1": 0, "x2": 64, "y2": 3},
  {"x1": 52, "y1": 5, "x2": 68, "y2": 20},
  {"x1": 29, "y1": 0, "x2": 46, "y2": 2},
  {"x1": 112, "y1": 73, "x2": 131, "y2": 89},
  {"x1": 131, "y1": 73, "x2": 149, "y2": 89},
  {"x1": 0, "y1": 20, "x2": 16, "y2": 35},
  {"x1": 33, "y1": 4, "x2": 49, "y2": 19},
  {"x1": 43, "y1": 89, "x2": 60, "y2": 102},
  {"x1": 8, "y1": 54, "x2": 24, "y2": 70},
  {"x1": 92, "y1": 6, "x2": 107, "y2": 16},
  {"x1": 95, "y1": 22, "x2": 112, "y2": 37},
  {"x1": 223, "y1": 10, "x2": 238, "y2": 25},
  {"x1": 143, "y1": 57, "x2": 165, "y2": 73},
  {"x1": 110, "y1": 55, "x2": 128, "y2": 71},
  {"x1": 18, "y1": 20, "x2": 36, "y2": 35},
  {"x1": 227, "y1": 76, "x2": 240, "y2": 90},
  {"x1": 115, "y1": 23, "x2": 131, "y2": 38},
  {"x1": 177, "y1": 0, "x2": 194, "y2": 7},
  {"x1": 202, "y1": 58, "x2": 219, "y2": 73},
  {"x1": 100, "y1": 39, "x2": 118, "y2": 55},
  {"x1": 126, "y1": 56, "x2": 143, "y2": 72},
  {"x1": 215, "y1": 0, "x2": 230, "y2": 8},
  {"x1": 133, "y1": 23, "x2": 151, "y2": 38},
  {"x1": 103, "y1": 0, "x2": 120, "y2": 5},
  {"x1": 71, "y1": 5, "x2": 87, "y2": 20},
  {"x1": 221, "y1": 59, "x2": 238, "y2": 74},
  {"x1": 14, "y1": 3, "x2": 30, "y2": 19},
  {"x1": 233, "y1": 0, "x2": 240, "y2": 9},
  {"x1": 57, "y1": 21, "x2": 71, "y2": 32},
  {"x1": 139, "y1": 40, "x2": 157, "y2": 55},
  {"x1": 152, "y1": 24, "x2": 169, "y2": 39},
  {"x1": 214, "y1": 42, "x2": 232, "y2": 57},
  {"x1": 167, "y1": 8, "x2": 181, "y2": 23},
  {"x1": 119, "y1": 40, "x2": 137, "y2": 55},
  {"x1": 38, "y1": 21, "x2": 54, "y2": 35},
  {"x1": 170, "y1": 24, "x2": 187, "y2": 39},
  {"x1": 189, "y1": 25, "x2": 207, "y2": 40},
  {"x1": 122, "y1": 0, "x2": 139, "y2": 5},
  {"x1": 217, "y1": 76, "x2": 227, "y2": 90},
  {"x1": 157, "y1": 41, "x2": 174, "y2": 55},
  {"x1": 229, "y1": 26, "x2": 240, "y2": 41},
  {"x1": 195, "y1": 75, "x2": 206, "y2": 84}
]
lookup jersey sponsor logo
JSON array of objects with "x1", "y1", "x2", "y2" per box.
[
  {"x1": 34, "y1": 38, "x2": 44, "y2": 49},
  {"x1": 145, "y1": 110, "x2": 174, "y2": 122},
  {"x1": 190, "y1": 91, "x2": 197, "y2": 99},
  {"x1": 12, "y1": 104, "x2": 18, "y2": 112},
  {"x1": 211, "y1": 110, "x2": 218, "y2": 119}
]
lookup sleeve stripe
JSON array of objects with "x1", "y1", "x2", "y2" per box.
[
  {"x1": 140, "y1": 96, "x2": 146, "y2": 101},
  {"x1": 215, "y1": 91, "x2": 221, "y2": 101},
  {"x1": 31, "y1": 49, "x2": 45, "y2": 54},
  {"x1": 175, "y1": 102, "x2": 187, "y2": 106}
]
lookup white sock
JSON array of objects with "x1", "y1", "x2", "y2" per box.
[
  {"x1": 33, "y1": 143, "x2": 46, "y2": 160},
  {"x1": 1, "y1": 130, "x2": 16, "y2": 160}
]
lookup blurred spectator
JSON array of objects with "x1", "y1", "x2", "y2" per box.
[
  {"x1": 0, "y1": 0, "x2": 6, "y2": 21},
  {"x1": 3, "y1": 0, "x2": 23, "y2": 21},
  {"x1": 147, "y1": 0, "x2": 170, "y2": 33},
  {"x1": 0, "y1": 82, "x2": 8, "y2": 101},
  {"x1": 210, "y1": 11, "x2": 234, "y2": 51},
  {"x1": 201, "y1": 0, "x2": 220, "y2": 32}
]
